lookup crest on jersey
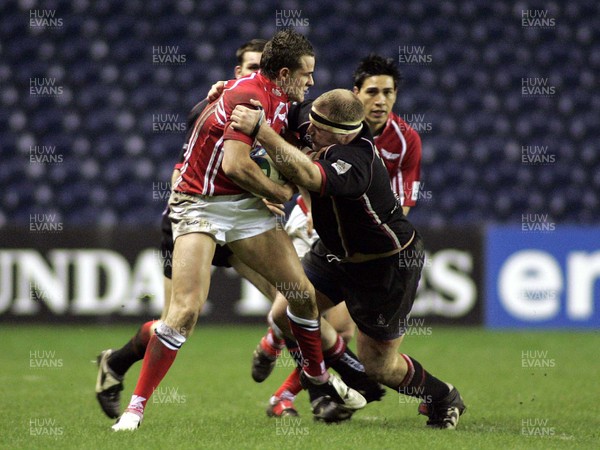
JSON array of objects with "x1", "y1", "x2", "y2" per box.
[
  {"x1": 332, "y1": 159, "x2": 352, "y2": 175},
  {"x1": 379, "y1": 147, "x2": 400, "y2": 160}
]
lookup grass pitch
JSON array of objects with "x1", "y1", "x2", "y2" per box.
[{"x1": 1, "y1": 324, "x2": 599, "y2": 449}]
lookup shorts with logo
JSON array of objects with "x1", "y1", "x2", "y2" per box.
[
  {"x1": 302, "y1": 233, "x2": 424, "y2": 341},
  {"x1": 168, "y1": 191, "x2": 276, "y2": 245},
  {"x1": 160, "y1": 206, "x2": 233, "y2": 278}
]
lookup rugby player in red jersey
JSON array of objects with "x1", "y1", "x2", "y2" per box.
[
  {"x1": 252, "y1": 55, "x2": 424, "y2": 417},
  {"x1": 111, "y1": 30, "x2": 366, "y2": 431},
  {"x1": 95, "y1": 38, "x2": 270, "y2": 420},
  {"x1": 230, "y1": 89, "x2": 466, "y2": 429}
]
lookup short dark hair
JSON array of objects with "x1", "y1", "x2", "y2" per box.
[
  {"x1": 260, "y1": 29, "x2": 314, "y2": 79},
  {"x1": 353, "y1": 54, "x2": 402, "y2": 90},
  {"x1": 236, "y1": 39, "x2": 267, "y2": 65}
]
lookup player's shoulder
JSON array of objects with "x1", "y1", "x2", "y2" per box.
[
  {"x1": 223, "y1": 74, "x2": 267, "y2": 102},
  {"x1": 387, "y1": 112, "x2": 420, "y2": 141},
  {"x1": 325, "y1": 131, "x2": 376, "y2": 163}
]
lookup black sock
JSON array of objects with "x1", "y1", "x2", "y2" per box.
[
  {"x1": 107, "y1": 323, "x2": 151, "y2": 376},
  {"x1": 398, "y1": 354, "x2": 451, "y2": 403},
  {"x1": 325, "y1": 344, "x2": 384, "y2": 402}
]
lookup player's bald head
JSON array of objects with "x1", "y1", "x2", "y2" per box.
[{"x1": 313, "y1": 89, "x2": 365, "y2": 125}]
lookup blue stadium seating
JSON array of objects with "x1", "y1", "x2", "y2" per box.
[{"x1": 1, "y1": 0, "x2": 598, "y2": 228}]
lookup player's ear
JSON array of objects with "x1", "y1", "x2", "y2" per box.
[
  {"x1": 234, "y1": 66, "x2": 242, "y2": 79},
  {"x1": 278, "y1": 67, "x2": 290, "y2": 80},
  {"x1": 352, "y1": 86, "x2": 359, "y2": 94}
]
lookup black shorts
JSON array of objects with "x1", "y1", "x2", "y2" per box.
[
  {"x1": 160, "y1": 207, "x2": 233, "y2": 279},
  {"x1": 302, "y1": 234, "x2": 424, "y2": 341}
]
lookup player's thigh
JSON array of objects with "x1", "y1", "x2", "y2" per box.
[
  {"x1": 228, "y1": 227, "x2": 310, "y2": 291},
  {"x1": 170, "y1": 232, "x2": 216, "y2": 308},
  {"x1": 323, "y1": 302, "x2": 356, "y2": 342}
]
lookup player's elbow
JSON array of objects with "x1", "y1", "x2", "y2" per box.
[{"x1": 221, "y1": 158, "x2": 246, "y2": 181}]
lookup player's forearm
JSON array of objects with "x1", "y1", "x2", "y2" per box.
[
  {"x1": 225, "y1": 159, "x2": 292, "y2": 203},
  {"x1": 256, "y1": 124, "x2": 322, "y2": 192}
]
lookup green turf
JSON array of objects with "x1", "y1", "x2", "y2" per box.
[{"x1": 1, "y1": 325, "x2": 599, "y2": 449}]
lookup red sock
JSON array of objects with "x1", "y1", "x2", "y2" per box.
[
  {"x1": 286, "y1": 308, "x2": 326, "y2": 379},
  {"x1": 274, "y1": 369, "x2": 302, "y2": 400},
  {"x1": 260, "y1": 327, "x2": 285, "y2": 359},
  {"x1": 266, "y1": 327, "x2": 285, "y2": 348},
  {"x1": 126, "y1": 323, "x2": 185, "y2": 414}
]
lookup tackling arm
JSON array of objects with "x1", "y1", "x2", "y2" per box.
[
  {"x1": 221, "y1": 139, "x2": 294, "y2": 203},
  {"x1": 230, "y1": 103, "x2": 323, "y2": 192}
]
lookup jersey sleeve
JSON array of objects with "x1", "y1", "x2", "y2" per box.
[
  {"x1": 398, "y1": 128, "x2": 422, "y2": 206},
  {"x1": 221, "y1": 86, "x2": 265, "y2": 147},
  {"x1": 314, "y1": 145, "x2": 371, "y2": 198}
]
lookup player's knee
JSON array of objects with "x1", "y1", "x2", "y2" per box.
[
  {"x1": 167, "y1": 304, "x2": 199, "y2": 333},
  {"x1": 362, "y1": 358, "x2": 387, "y2": 383},
  {"x1": 338, "y1": 328, "x2": 355, "y2": 344}
]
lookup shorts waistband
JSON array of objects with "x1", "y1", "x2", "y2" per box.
[
  {"x1": 337, "y1": 231, "x2": 416, "y2": 263},
  {"x1": 171, "y1": 191, "x2": 254, "y2": 202}
]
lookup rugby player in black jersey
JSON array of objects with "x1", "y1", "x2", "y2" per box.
[{"x1": 230, "y1": 89, "x2": 466, "y2": 429}]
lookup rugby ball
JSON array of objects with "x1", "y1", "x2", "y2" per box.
[{"x1": 251, "y1": 150, "x2": 287, "y2": 185}]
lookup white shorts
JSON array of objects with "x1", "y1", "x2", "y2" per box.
[
  {"x1": 285, "y1": 204, "x2": 320, "y2": 258},
  {"x1": 168, "y1": 191, "x2": 276, "y2": 245}
]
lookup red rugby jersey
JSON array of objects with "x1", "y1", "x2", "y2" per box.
[
  {"x1": 373, "y1": 112, "x2": 422, "y2": 207},
  {"x1": 174, "y1": 72, "x2": 289, "y2": 196}
]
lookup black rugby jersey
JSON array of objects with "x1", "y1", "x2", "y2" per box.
[{"x1": 289, "y1": 102, "x2": 416, "y2": 257}]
